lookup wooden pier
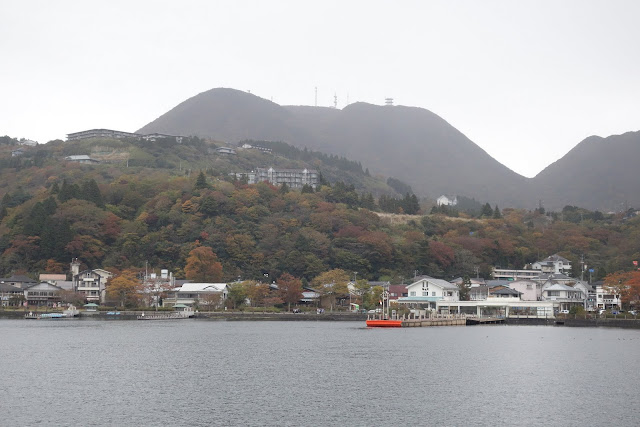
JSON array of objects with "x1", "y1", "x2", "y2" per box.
[
  {"x1": 396, "y1": 315, "x2": 505, "y2": 328},
  {"x1": 465, "y1": 317, "x2": 505, "y2": 325},
  {"x1": 402, "y1": 317, "x2": 466, "y2": 327}
]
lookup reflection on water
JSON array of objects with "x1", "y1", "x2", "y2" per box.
[{"x1": 1, "y1": 320, "x2": 639, "y2": 426}]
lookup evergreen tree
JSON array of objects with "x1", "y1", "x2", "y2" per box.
[
  {"x1": 1, "y1": 193, "x2": 12, "y2": 207},
  {"x1": 80, "y1": 179, "x2": 104, "y2": 208},
  {"x1": 194, "y1": 171, "x2": 208, "y2": 190},
  {"x1": 402, "y1": 193, "x2": 420, "y2": 214},
  {"x1": 49, "y1": 219, "x2": 73, "y2": 260},
  {"x1": 279, "y1": 182, "x2": 289, "y2": 194},
  {"x1": 42, "y1": 196, "x2": 57, "y2": 216},
  {"x1": 199, "y1": 196, "x2": 217, "y2": 216},
  {"x1": 493, "y1": 205, "x2": 502, "y2": 219},
  {"x1": 317, "y1": 171, "x2": 329, "y2": 187},
  {"x1": 50, "y1": 181, "x2": 60, "y2": 194},
  {"x1": 301, "y1": 184, "x2": 314, "y2": 194},
  {"x1": 58, "y1": 179, "x2": 79, "y2": 203},
  {"x1": 481, "y1": 203, "x2": 493, "y2": 217},
  {"x1": 360, "y1": 193, "x2": 375, "y2": 210},
  {"x1": 23, "y1": 202, "x2": 46, "y2": 235},
  {"x1": 458, "y1": 276, "x2": 472, "y2": 301}
]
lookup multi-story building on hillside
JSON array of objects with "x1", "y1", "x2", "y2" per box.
[
  {"x1": 67, "y1": 129, "x2": 141, "y2": 141},
  {"x1": 231, "y1": 167, "x2": 318, "y2": 189}
]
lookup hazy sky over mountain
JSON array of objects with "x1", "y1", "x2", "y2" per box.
[{"x1": 2, "y1": 0, "x2": 638, "y2": 177}]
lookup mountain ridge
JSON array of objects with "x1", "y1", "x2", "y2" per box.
[{"x1": 138, "y1": 88, "x2": 639, "y2": 211}]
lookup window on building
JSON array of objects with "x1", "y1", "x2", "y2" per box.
[
  {"x1": 410, "y1": 291, "x2": 416, "y2": 297},
  {"x1": 422, "y1": 291, "x2": 428, "y2": 296},
  {"x1": 432, "y1": 291, "x2": 436, "y2": 297}
]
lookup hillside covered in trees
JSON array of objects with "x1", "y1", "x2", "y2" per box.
[{"x1": 1, "y1": 135, "x2": 639, "y2": 285}]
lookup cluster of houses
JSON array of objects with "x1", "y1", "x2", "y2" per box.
[
  {"x1": 0, "y1": 254, "x2": 623, "y2": 318},
  {"x1": 0, "y1": 259, "x2": 231, "y2": 310},
  {"x1": 0, "y1": 259, "x2": 113, "y2": 307},
  {"x1": 389, "y1": 254, "x2": 621, "y2": 317}
]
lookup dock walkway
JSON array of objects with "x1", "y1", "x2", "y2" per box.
[{"x1": 399, "y1": 315, "x2": 505, "y2": 327}]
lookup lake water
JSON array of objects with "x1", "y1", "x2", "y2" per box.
[{"x1": 1, "y1": 319, "x2": 639, "y2": 426}]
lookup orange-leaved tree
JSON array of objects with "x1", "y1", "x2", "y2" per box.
[
  {"x1": 184, "y1": 246, "x2": 223, "y2": 282},
  {"x1": 106, "y1": 269, "x2": 143, "y2": 308},
  {"x1": 603, "y1": 271, "x2": 640, "y2": 309},
  {"x1": 278, "y1": 273, "x2": 303, "y2": 312}
]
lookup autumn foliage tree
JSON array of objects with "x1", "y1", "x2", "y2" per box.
[
  {"x1": 312, "y1": 269, "x2": 350, "y2": 310},
  {"x1": 603, "y1": 270, "x2": 640, "y2": 309},
  {"x1": 278, "y1": 272, "x2": 303, "y2": 311},
  {"x1": 106, "y1": 269, "x2": 143, "y2": 308},
  {"x1": 184, "y1": 246, "x2": 223, "y2": 282}
]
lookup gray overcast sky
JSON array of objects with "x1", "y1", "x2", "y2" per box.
[{"x1": 2, "y1": 0, "x2": 638, "y2": 177}]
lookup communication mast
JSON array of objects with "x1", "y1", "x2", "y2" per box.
[
  {"x1": 385, "y1": 97, "x2": 394, "y2": 106},
  {"x1": 315, "y1": 86, "x2": 317, "y2": 107}
]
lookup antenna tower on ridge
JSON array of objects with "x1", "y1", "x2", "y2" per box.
[{"x1": 385, "y1": 97, "x2": 394, "y2": 106}]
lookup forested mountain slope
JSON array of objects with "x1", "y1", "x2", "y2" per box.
[{"x1": 0, "y1": 135, "x2": 638, "y2": 284}]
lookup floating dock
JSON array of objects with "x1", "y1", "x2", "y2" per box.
[{"x1": 367, "y1": 314, "x2": 505, "y2": 328}]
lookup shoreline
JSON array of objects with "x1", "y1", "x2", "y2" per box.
[{"x1": 3, "y1": 310, "x2": 640, "y2": 328}]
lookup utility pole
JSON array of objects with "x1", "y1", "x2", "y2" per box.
[{"x1": 580, "y1": 255, "x2": 585, "y2": 281}]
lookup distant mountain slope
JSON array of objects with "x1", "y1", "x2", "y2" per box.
[
  {"x1": 138, "y1": 88, "x2": 306, "y2": 143},
  {"x1": 284, "y1": 102, "x2": 530, "y2": 206},
  {"x1": 138, "y1": 87, "x2": 639, "y2": 211},
  {"x1": 533, "y1": 131, "x2": 640, "y2": 211},
  {"x1": 138, "y1": 88, "x2": 529, "y2": 206}
]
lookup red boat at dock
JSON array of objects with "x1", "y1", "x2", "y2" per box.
[{"x1": 365, "y1": 319, "x2": 402, "y2": 327}]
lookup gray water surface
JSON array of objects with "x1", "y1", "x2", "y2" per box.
[{"x1": 1, "y1": 320, "x2": 639, "y2": 426}]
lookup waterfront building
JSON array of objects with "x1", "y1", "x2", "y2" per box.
[
  {"x1": 39, "y1": 273, "x2": 73, "y2": 291},
  {"x1": 595, "y1": 282, "x2": 622, "y2": 311},
  {"x1": 436, "y1": 298, "x2": 555, "y2": 318},
  {"x1": 70, "y1": 259, "x2": 113, "y2": 304},
  {"x1": 388, "y1": 284, "x2": 408, "y2": 301},
  {"x1": 507, "y1": 279, "x2": 542, "y2": 301},
  {"x1": 0, "y1": 283, "x2": 23, "y2": 307},
  {"x1": 163, "y1": 283, "x2": 229, "y2": 308},
  {"x1": 23, "y1": 282, "x2": 64, "y2": 306},
  {"x1": 396, "y1": 276, "x2": 460, "y2": 310},
  {"x1": 0, "y1": 275, "x2": 37, "y2": 289}
]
